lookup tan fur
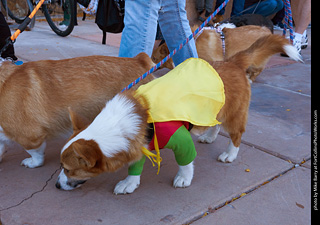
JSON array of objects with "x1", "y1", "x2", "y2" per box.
[
  {"x1": 214, "y1": 61, "x2": 250, "y2": 147},
  {"x1": 209, "y1": 35, "x2": 291, "y2": 147},
  {"x1": 151, "y1": 27, "x2": 224, "y2": 68},
  {"x1": 151, "y1": 43, "x2": 175, "y2": 69},
  {"x1": 0, "y1": 53, "x2": 155, "y2": 150},
  {"x1": 192, "y1": 26, "x2": 224, "y2": 63},
  {"x1": 60, "y1": 34, "x2": 294, "y2": 180},
  {"x1": 151, "y1": 25, "x2": 270, "y2": 75},
  {"x1": 223, "y1": 25, "x2": 272, "y2": 81},
  {"x1": 223, "y1": 25, "x2": 272, "y2": 58},
  {"x1": 61, "y1": 91, "x2": 149, "y2": 180},
  {"x1": 191, "y1": 59, "x2": 251, "y2": 147},
  {"x1": 227, "y1": 34, "x2": 290, "y2": 81},
  {"x1": 191, "y1": 34, "x2": 294, "y2": 148}
]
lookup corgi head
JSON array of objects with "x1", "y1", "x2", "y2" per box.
[
  {"x1": 56, "y1": 92, "x2": 149, "y2": 190},
  {"x1": 151, "y1": 42, "x2": 175, "y2": 70}
]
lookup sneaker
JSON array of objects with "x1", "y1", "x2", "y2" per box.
[
  {"x1": 273, "y1": 22, "x2": 284, "y2": 30},
  {"x1": 292, "y1": 36, "x2": 302, "y2": 54},
  {"x1": 301, "y1": 30, "x2": 308, "y2": 49},
  {"x1": 281, "y1": 34, "x2": 302, "y2": 57},
  {"x1": 0, "y1": 57, "x2": 23, "y2": 65},
  {"x1": 59, "y1": 20, "x2": 70, "y2": 29}
]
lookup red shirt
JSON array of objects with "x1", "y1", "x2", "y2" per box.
[{"x1": 148, "y1": 121, "x2": 190, "y2": 150}]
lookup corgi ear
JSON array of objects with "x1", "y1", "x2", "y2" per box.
[
  {"x1": 68, "y1": 107, "x2": 90, "y2": 132},
  {"x1": 159, "y1": 44, "x2": 169, "y2": 55},
  {"x1": 72, "y1": 141, "x2": 98, "y2": 169}
]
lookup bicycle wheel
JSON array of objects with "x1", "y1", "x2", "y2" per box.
[
  {"x1": 1, "y1": 0, "x2": 35, "y2": 28},
  {"x1": 42, "y1": 0, "x2": 75, "y2": 37}
]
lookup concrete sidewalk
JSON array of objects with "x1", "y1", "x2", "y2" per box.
[{"x1": 0, "y1": 19, "x2": 311, "y2": 225}]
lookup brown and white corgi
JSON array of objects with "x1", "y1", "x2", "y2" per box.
[
  {"x1": 56, "y1": 35, "x2": 302, "y2": 193},
  {"x1": 0, "y1": 53, "x2": 155, "y2": 167},
  {"x1": 151, "y1": 25, "x2": 272, "y2": 82}
]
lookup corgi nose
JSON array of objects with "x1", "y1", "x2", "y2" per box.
[{"x1": 55, "y1": 181, "x2": 61, "y2": 189}]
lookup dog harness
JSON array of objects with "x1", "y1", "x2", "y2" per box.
[{"x1": 129, "y1": 58, "x2": 225, "y2": 175}]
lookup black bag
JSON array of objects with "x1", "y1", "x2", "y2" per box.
[
  {"x1": 95, "y1": 0, "x2": 125, "y2": 44},
  {"x1": 77, "y1": 0, "x2": 91, "y2": 8}
]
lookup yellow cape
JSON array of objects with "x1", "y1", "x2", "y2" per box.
[{"x1": 136, "y1": 58, "x2": 225, "y2": 126}]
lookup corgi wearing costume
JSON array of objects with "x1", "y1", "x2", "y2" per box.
[
  {"x1": 56, "y1": 58, "x2": 224, "y2": 192},
  {"x1": 124, "y1": 59, "x2": 224, "y2": 191},
  {"x1": 56, "y1": 35, "x2": 302, "y2": 194}
]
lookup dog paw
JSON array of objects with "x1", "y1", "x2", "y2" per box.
[
  {"x1": 197, "y1": 135, "x2": 214, "y2": 144},
  {"x1": 173, "y1": 174, "x2": 192, "y2": 188},
  {"x1": 21, "y1": 143, "x2": 46, "y2": 168},
  {"x1": 218, "y1": 143, "x2": 239, "y2": 163},
  {"x1": 21, "y1": 157, "x2": 44, "y2": 168},
  {"x1": 173, "y1": 162, "x2": 194, "y2": 188},
  {"x1": 218, "y1": 152, "x2": 237, "y2": 163},
  {"x1": 114, "y1": 175, "x2": 140, "y2": 195},
  {"x1": 0, "y1": 144, "x2": 5, "y2": 163},
  {"x1": 197, "y1": 126, "x2": 219, "y2": 144}
]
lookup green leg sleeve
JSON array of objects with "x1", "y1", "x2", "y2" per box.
[
  {"x1": 128, "y1": 155, "x2": 146, "y2": 176},
  {"x1": 165, "y1": 125, "x2": 197, "y2": 166}
]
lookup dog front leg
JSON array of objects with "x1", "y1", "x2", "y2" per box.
[
  {"x1": 166, "y1": 125, "x2": 197, "y2": 188},
  {"x1": 197, "y1": 125, "x2": 220, "y2": 144},
  {"x1": 114, "y1": 175, "x2": 141, "y2": 195},
  {"x1": 21, "y1": 142, "x2": 46, "y2": 168},
  {"x1": 173, "y1": 162, "x2": 194, "y2": 188},
  {"x1": 218, "y1": 132, "x2": 241, "y2": 163},
  {"x1": 0, "y1": 142, "x2": 5, "y2": 162},
  {"x1": 113, "y1": 155, "x2": 145, "y2": 195},
  {"x1": 218, "y1": 141, "x2": 239, "y2": 163},
  {"x1": 0, "y1": 127, "x2": 11, "y2": 162}
]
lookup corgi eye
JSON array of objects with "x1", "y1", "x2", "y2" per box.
[{"x1": 60, "y1": 164, "x2": 69, "y2": 173}]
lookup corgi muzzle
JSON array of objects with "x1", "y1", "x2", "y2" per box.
[{"x1": 56, "y1": 169, "x2": 87, "y2": 190}]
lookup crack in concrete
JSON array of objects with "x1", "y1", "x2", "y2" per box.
[
  {"x1": 185, "y1": 125, "x2": 311, "y2": 224},
  {"x1": 184, "y1": 159, "x2": 310, "y2": 225},
  {"x1": 0, "y1": 125, "x2": 310, "y2": 222},
  {"x1": 218, "y1": 131, "x2": 311, "y2": 164},
  {"x1": 0, "y1": 166, "x2": 61, "y2": 213}
]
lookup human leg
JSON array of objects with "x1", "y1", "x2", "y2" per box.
[
  {"x1": 118, "y1": 0, "x2": 160, "y2": 58},
  {"x1": 231, "y1": 0, "x2": 245, "y2": 16},
  {"x1": 0, "y1": 12, "x2": 17, "y2": 60},
  {"x1": 281, "y1": 0, "x2": 310, "y2": 55},
  {"x1": 292, "y1": 0, "x2": 311, "y2": 50},
  {"x1": 195, "y1": 0, "x2": 205, "y2": 13},
  {"x1": 244, "y1": 0, "x2": 284, "y2": 17},
  {"x1": 292, "y1": 0, "x2": 311, "y2": 35},
  {"x1": 205, "y1": 0, "x2": 215, "y2": 13},
  {"x1": 158, "y1": 0, "x2": 198, "y2": 66},
  {"x1": 215, "y1": 0, "x2": 226, "y2": 15}
]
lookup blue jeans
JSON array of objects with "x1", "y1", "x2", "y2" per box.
[
  {"x1": 118, "y1": 0, "x2": 198, "y2": 66},
  {"x1": 243, "y1": 0, "x2": 284, "y2": 17},
  {"x1": 196, "y1": 0, "x2": 215, "y2": 13},
  {"x1": 215, "y1": 0, "x2": 245, "y2": 16}
]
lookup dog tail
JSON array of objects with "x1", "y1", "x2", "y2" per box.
[{"x1": 227, "y1": 34, "x2": 303, "y2": 71}]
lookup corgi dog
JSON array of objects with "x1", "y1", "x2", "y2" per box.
[
  {"x1": 56, "y1": 35, "x2": 302, "y2": 193},
  {"x1": 222, "y1": 25, "x2": 272, "y2": 82},
  {"x1": 151, "y1": 25, "x2": 272, "y2": 82},
  {"x1": 151, "y1": 25, "x2": 223, "y2": 69},
  {"x1": 0, "y1": 53, "x2": 154, "y2": 167}
]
